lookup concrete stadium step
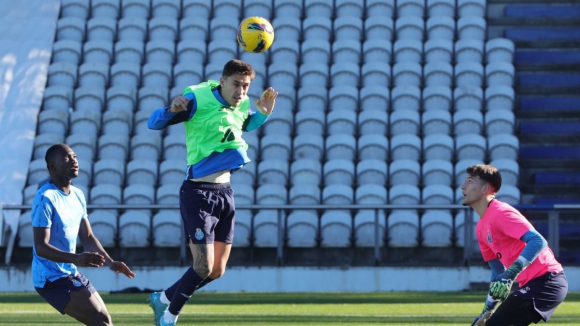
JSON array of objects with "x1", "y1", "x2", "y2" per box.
[
  {"x1": 535, "y1": 171, "x2": 580, "y2": 185},
  {"x1": 506, "y1": 27, "x2": 580, "y2": 41}
]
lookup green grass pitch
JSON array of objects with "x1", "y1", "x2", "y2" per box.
[{"x1": 0, "y1": 292, "x2": 578, "y2": 325}]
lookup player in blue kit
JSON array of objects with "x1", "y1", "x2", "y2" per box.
[
  {"x1": 32, "y1": 144, "x2": 135, "y2": 325},
  {"x1": 147, "y1": 59, "x2": 277, "y2": 326}
]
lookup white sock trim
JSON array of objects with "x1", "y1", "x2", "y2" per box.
[
  {"x1": 160, "y1": 291, "x2": 170, "y2": 304},
  {"x1": 164, "y1": 311, "x2": 178, "y2": 323}
]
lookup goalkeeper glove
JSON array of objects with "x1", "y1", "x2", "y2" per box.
[
  {"x1": 489, "y1": 258, "x2": 527, "y2": 301},
  {"x1": 471, "y1": 294, "x2": 499, "y2": 326}
]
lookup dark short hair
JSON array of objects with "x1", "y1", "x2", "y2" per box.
[
  {"x1": 45, "y1": 143, "x2": 70, "y2": 165},
  {"x1": 222, "y1": 59, "x2": 255, "y2": 80},
  {"x1": 466, "y1": 164, "x2": 502, "y2": 193}
]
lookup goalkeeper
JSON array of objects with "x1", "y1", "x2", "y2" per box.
[{"x1": 461, "y1": 164, "x2": 568, "y2": 326}]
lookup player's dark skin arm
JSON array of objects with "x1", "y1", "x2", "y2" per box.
[{"x1": 33, "y1": 227, "x2": 105, "y2": 268}]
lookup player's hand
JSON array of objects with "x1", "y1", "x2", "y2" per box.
[
  {"x1": 255, "y1": 87, "x2": 278, "y2": 116},
  {"x1": 108, "y1": 261, "x2": 135, "y2": 278},
  {"x1": 170, "y1": 95, "x2": 189, "y2": 113},
  {"x1": 75, "y1": 252, "x2": 105, "y2": 267},
  {"x1": 489, "y1": 260, "x2": 522, "y2": 301}
]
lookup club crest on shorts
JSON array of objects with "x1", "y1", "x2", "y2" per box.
[
  {"x1": 487, "y1": 230, "x2": 493, "y2": 244},
  {"x1": 72, "y1": 279, "x2": 82, "y2": 287},
  {"x1": 195, "y1": 228, "x2": 204, "y2": 240}
]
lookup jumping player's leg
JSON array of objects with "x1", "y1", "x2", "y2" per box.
[
  {"x1": 64, "y1": 289, "x2": 112, "y2": 326},
  {"x1": 208, "y1": 241, "x2": 232, "y2": 279},
  {"x1": 485, "y1": 294, "x2": 541, "y2": 326}
]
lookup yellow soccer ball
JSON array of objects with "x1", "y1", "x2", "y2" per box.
[{"x1": 237, "y1": 16, "x2": 275, "y2": 53}]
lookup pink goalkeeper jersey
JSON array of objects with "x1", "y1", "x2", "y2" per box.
[{"x1": 476, "y1": 200, "x2": 563, "y2": 287}]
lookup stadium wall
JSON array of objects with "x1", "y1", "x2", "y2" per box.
[{"x1": 2, "y1": 266, "x2": 579, "y2": 292}]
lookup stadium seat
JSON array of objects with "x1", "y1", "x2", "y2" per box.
[
  {"x1": 423, "y1": 134, "x2": 454, "y2": 161},
  {"x1": 486, "y1": 62, "x2": 515, "y2": 87},
  {"x1": 458, "y1": 0, "x2": 486, "y2": 17},
  {"x1": 146, "y1": 39, "x2": 175, "y2": 65},
  {"x1": 43, "y1": 85, "x2": 74, "y2": 112},
  {"x1": 152, "y1": 210, "x2": 181, "y2": 248},
  {"x1": 360, "y1": 85, "x2": 390, "y2": 111},
  {"x1": 91, "y1": 0, "x2": 120, "y2": 18},
  {"x1": 398, "y1": 0, "x2": 425, "y2": 16},
  {"x1": 356, "y1": 184, "x2": 387, "y2": 204},
  {"x1": 231, "y1": 160, "x2": 256, "y2": 186},
  {"x1": 390, "y1": 109, "x2": 420, "y2": 136},
  {"x1": 262, "y1": 85, "x2": 293, "y2": 113},
  {"x1": 74, "y1": 159, "x2": 92, "y2": 188},
  {"x1": 423, "y1": 86, "x2": 452, "y2": 112},
  {"x1": 456, "y1": 134, "x2": 487, "y2": 161},
  {"x1": 258, "y1": 159, "x2": 289, "y2": 186},
  {"x1": 98, "y1": 133, "x2": 129, "y2": 162},
  {"x1": 354, "y1": 210, "x2": 386, "y2": 247},
  {"x1": 421, "y1": 210, "x2": 453, "y2": 247},
  {"x1": 333, "y1": 39, "x2": 362, "y2": 64},
  {"x1": 427, "y1": 16, "x2": 455, "y2": 41},
  {"x1": 324, "y1": 159, "x2": 355, "y2": 187},
  {"x1": 179, "y1": 17, "x2": 208, "y2": 42},
  {"x1": 303, "y1": 16, "x2": 332, "y2": 41},
  {"x1": 424, "y1": 39, "x2": 453, "y2": 63},
  {"x1": 231, "y1": 183, "x2": 255, "y2": 205},
  {"x1": 389, "y1": 159, "x2": 421, "y2": 186},
  {"x1": 422, "y1": 109, "x2": 452, "y2": 135},
  {"x1": 329, "y1": 85, "x2": 359, "y2": 112},
  {"x1": 261, "y1": 135, "x2": 292, "y2": 162},
  {"x1": 262, "y1": 109, "x2": 293, "y2": 136},
  {"x1": 209, "y1": 17, "x2": 237, "y2": 42},
  {"x1": 117, "y1": 17, "x2": 148, "y2": 41},
  {"x1": 359, "y1": 110, "x2": 388, "y2": 135},
  {"x1": 126, "y1": 159, "x2": 158, "y2": 186},
  {"x1": 33, "y1": 135, "x2": 64, "y2": 160},
  {"x1": 323, "y1": 184, "x2": 354, "y2": 204},
  {"x1": 244, "y1": 133, "x2": 259, "y2": 161},
  {"x1": 356, "y1": 160, "x2": 388, "y2": 187},
  {"x1": 119, "y1": 210, "x2": 151, "y2": 248},
  {"x1": 78, "y1": 62, "x2": 109, "y2": 88},
  {"x1": 496, "y1": 184, "x2": 520, "y2": 205},
  {"x1": 270, "y1": 40, "x2": 300, "y2": 64},
  {"x1": 485, "y1": 110, "x2": 515, "y2": 135},
  {"x1": 122, "y1": 0, "x2": 150, "y2": 18},
  {"x1": 364, "y1": 16, "x2": 394, "y2": 41},
  {"x1": 427, "y1": 0, "x2": 455, "y2": 17},
  {"x1": 243, "y1": 0, "x2": 272, "y2": 18},
  {"x1": 457, "y1": 16, "x2": 486, "y2": 40},
  {"x1": 305, "y1": 0, "x2": 333, "y2": 17},
  {"x1": 70, "y1": 109, "x2": 101, "y2": 136},
  {"x1": 123, "y1": 184, "x2": 155, "y2": 205},
  {"x1": 87, "y1": 17, "x2": 117, "y2": 42},
  {"x1": 422, "y1": 184, "x2": 454, "y2": 205},
  {"x1": 214, "y1": 0, "x2": 242, "y2": 18},
  {"x1": 233, "y1": 210, "x2": 252, "y2": 247},
  {"x1": 291, "y1": 159, "x2": 322, "y2": 187},
  {"x1": 297, "y1": 86, "x2": 328, "y2": 112},
  {"x1": 391, "y1": 86, "x2": 421, "y2": 111},
  {"x1": 299, "y1": 62, "x2": 329, "y2": 88},
  {"x1": 455, "y1": 62, "x2": 484, "y2": 87},
  {"x1": 293, "y1": 134, "x2": 324, "y2": 161},
  {"x1": 156, "y1": 184, "x2": 180, "y2": 204},
  {"x1": 396, "y1": 16, "x2": 424, "y2": 41},
  {"x1": 93, "y1": 159, "x2": 125, "y2": 186},
  {"x1": 133, "y1": 110, "x2": 159, "y2": 136},
  {"x1": 362, "y1": 39, "x2": 392, "y2": 64},
  {"x1": 142, "y1": 62, "x2": 172, "y2": 88},
  {"x1": 27, "y1": 160, "x2": 48, "y2": 186},
  {"x1": 87, "y1": 210, "x2": 117, "y2": 247},
  {"x1": 389, "y1": 184, "x2": 420, "y2": 205},
  {"x1": 455, "y1": 39, "x2": 484, "y2": 63},
  {"x1": 207, "y1": 40, "x2": 238, "y2": 64},
  {"x1": 485, "y1": 85, "x2": 515, "y2": 112},
  {"x1": 424, "y1": 62, "x2": 452, "y2": 87},
  {"x1": 358, "y1": 134, "x2": 389, "y2": 161},
  {"x1": 485, "y1": 38, "x2": 515, "y2": 63},
  {"x1": 393, "y1": 62, "x2": 422, "y2": 87},
  {"x1": 114, "y1": 40, "x2": 144, "y2": 65},
  {"x1": 268, "y1": 63, "x2": 298, "y2": 89},
  {"x1": 53, "y1": 40, "x2": 82, "y2": 65},
  {"x1": 17, "y1": 211, "x2": 34, "y2": 247},
  {"x1": 152, "y1": 0, "x2": 180, "y2": 19},
  {"x1": 176, "y1": 41, "x2": 206, "y2": 67},
  {"x1": 327, "y1": 109, "x2": 357, "y2": 135},
  {"x1": 334, "y1": 17, "x2": 363, "y2": 41},
  {"x1": 490, "y1": 159, "x2": 519, "y2": 186},
  {"x1": 326, "y1": 135, "x2": 357, "y2": 161},
  {"x1": 131, "y1": 134, "x2": 161, "y2": 161},
  {"x1": 159, "y1": 159, "x2": 185, "y2": 186},
  {"x1": 388, "y1": 210, "x2": 419, "y2": 247},
  {"x1": 287, "y1": 211, "x2": 318, "y2": 247},
  {"x1": 390, "y1": 134, "x2": 421, "y2": 161},
  {"x1": 422, "y1": 159, "x2": 453, "y2": 186},
  {"x1": 105, "y1": 86, "x2": 136, "y2": 113},
  {"x1": 83, "y1": 40, "x2": 113, "y2": 65},
  {"x1": 61, "y1": 0, "x2": 90, "y2": 20},
  {"x1": 256, "y1": 184, "x2": 287, "y2": 204},
  {"x1": 488, "y1": 134, "x2": 519, "y2": 161},
  {"x1": 56, "y1": 17, "x2": 86, "y2": 42},
  {"x1": 74, "y1": 87, "x2": 104, "y2": 114},
  {"x1": 394, "y1": 39, "x2": 423, "y2": 64},
  {"x1": 366, "y1": 0, "x2": 395, "y2": 18},
  {"x1": 289, "y1": 185, "x2": 321, "y2": 204},
  {"x1": 455, "y1": 210, "x2": 479, "y2": 247},
  {"x1": 163, "y1": 134, "x2": 186, "y2": 161},
  {"x1": 90, "y1": 184, "x2": 122, "y2": 204},
  {"x1": 183, "y1": 0, "x2": 211, "y2": 18},
  {"x1": 272, "y1": 16, "x2": 301, "y2": 41},
  {"x1": 66, "y1": 134, "x2": 97, "y2": 163},
  {"x1": 47, "y1": 62, "x2": 77, "y2": 88},
  {"x1": 320, "y1": 210, "x2": 352, "y2": 247},
  {"x1": 454, "y1": 159, "x2": 480, "y2": 187},
  {"x1": 138, "y1": 86, "x2": 168, "y2": 113},
  {"x1": 454, "y1": 86, "x2": 483, "y2": 112},
  {"x1": 38, "y1": 109, "x2": 69, "y2": 137},
  {"x1": 253, "y1": 209, "x2": 284, "y2": 248},
  {"x1": 336, "y1": 0, "x2": 364, "y2": 17},
  {"x1": 149, "y1": 17, "x2": 178, "y2": 41}
]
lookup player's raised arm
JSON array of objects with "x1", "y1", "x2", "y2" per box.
[
  {"x1": 148, "y1": 93, "x2": 196, "y2": 130},
  {"x1": 254, "y1": 87, "x2": 278, "y2": 116}
]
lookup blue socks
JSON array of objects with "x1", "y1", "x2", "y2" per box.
[{"x1": 166, "y1": 267, "x2": 216, "y2": 315}]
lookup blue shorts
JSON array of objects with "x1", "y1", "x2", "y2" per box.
[
  {"x1": 179, "y1": 181, "x2": 235, "y2": 244},
  {"x1": 35, "y1": 272, "x2": 96, "y2": 315},
  {"x1": 514, "y1": 270, "x2": 568, "y2": 321}
]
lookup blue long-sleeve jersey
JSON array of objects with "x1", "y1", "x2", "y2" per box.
[{"x1": 148, "y1": 88, "x2": 268, "y2": 179}]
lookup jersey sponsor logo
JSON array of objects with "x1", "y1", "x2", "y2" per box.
[
  {"x1": 487, "y1": 230, "x2": 493, "y2": 244},
  {"x1": 195, "y1": 228, "x2": 204, "y2": 240},
  {"x1": 221, "y1": 127, "x2": 235, "y2": 143}
]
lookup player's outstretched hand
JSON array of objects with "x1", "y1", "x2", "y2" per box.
[
  {"x1": 108, "y1": 261, "x2": 136, "y2": 278},
  {"x1": 76, "y1": 252, "x2": 105, "y2": 267},
  {"x1": 170, "y1": 95, "x2": 189, "y2": 113},
  {"x1": 255, "y1": 87, "x2": 278, "y2": 115}
]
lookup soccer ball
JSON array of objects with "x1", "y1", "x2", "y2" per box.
[{"x1": 237, "y1": 16, "x2": 275, "y2": 53}]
